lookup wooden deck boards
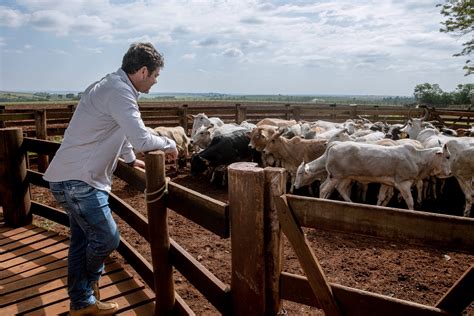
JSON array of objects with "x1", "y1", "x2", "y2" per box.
[{"x1": 0, "y1": 224, "x2": 155, "y2": 315}]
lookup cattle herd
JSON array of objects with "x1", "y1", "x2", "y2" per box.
[{"x1": 146, "y1": 111, "x2": 474, "y2": 218}]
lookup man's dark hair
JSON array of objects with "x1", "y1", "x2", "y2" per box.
[{"x1": 121, "y1": 42, "x2": 164, "y2": 75}]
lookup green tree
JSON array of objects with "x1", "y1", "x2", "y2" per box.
[{"x1": 438, "y1": 0, "x2": 474, "y2": 75}]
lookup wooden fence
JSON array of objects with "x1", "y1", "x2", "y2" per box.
[
  {"x1": 1, "y1": 102, "x2": 473, "y2": 140},
  {"x1": 1, "y1": 127, "x2": 473, "y2": 315}
]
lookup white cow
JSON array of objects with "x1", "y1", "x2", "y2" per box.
[
  {"x1": 318, "y1": 142, "x2": 451, "y2": 210},
  {"x1": 190, "y1": 113, "x2": 224, "y2": 138}
]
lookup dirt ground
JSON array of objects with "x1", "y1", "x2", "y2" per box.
[{"x1": 31, "y1": 165, "x2": 474, "y2": 315}]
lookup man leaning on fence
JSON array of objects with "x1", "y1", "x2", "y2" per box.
[{"x1": 43, "y1": 42, "x2": 178, "y2": 315}]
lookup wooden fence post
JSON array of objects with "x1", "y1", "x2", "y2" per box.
[
  {"x1": 0, "y1": 128, "x2": 31, "y2": 227},
  {"x1": 292, "y1": 106, "x2": 301, "y2": 121},
  {"x1": 285, "y1": 104, "x2": 291, "y2": 120},
  {"x1": 228, "y1": 162, "x2": 266, "y2": 315},
  {"x1": 144, "y1": 150, "x2": 175, "y2": 315},
  {"x1": 179, "y1": 104, "x2": 189, "y2": 134},
  {"x1": 263, "y1": 167, "x2": 286, "y2": 315},
  {"x1": 236, "y1": 104, "x2": 247, "y2": 123},
  {"x1": 35, "y1": 109, "x2": 49, "y2": 172},
  {"x1": 349, "y1": 104, "x2": 358, "y2": 119},
  {"x1": 0, "y1": 106, "x2": 5, "y2": 128}
]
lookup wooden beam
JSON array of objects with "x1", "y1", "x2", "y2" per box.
[
  {"x1": 280, "y1": 272, "x2": 449, "y2": 316},
  {"x1": 167, "y1": 181, "x2": 229, "y2": 238},
  {"x1": 0, "y1": 128, "x2": 31, "y2": 227},
  {"x1": 144, "y1": 150, "x2": 175, "y2": 314},
  {"x1": 286, "y1": 195, "x2": 474, "y2": 252},
  {"x1": 170, "y1": 239, "x2": 231, "y2": 314},
  {"x1": 228, "y1": 162, "x2": 266, "y2": 315},
  {"x1": 275, "y1": 196, "x2": 340, "y2": 316},
  {"x1": 436, "y1": 265, "x2": 474, "y2": 314}
]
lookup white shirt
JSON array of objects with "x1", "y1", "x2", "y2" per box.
[{"x1": 43, "y1": 68, "x2": 176, "y2": 192}]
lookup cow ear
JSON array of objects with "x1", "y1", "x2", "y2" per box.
[{"x1": 304, "y1": 164, "x2": 309, "y2": 174}]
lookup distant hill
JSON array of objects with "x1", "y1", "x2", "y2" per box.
[
  {"x1": 1, "y1": 90, "x2": 416, "y2": 106},
  {"x1": 0, "y1": 91, "x2": 80, "y2": 103}
]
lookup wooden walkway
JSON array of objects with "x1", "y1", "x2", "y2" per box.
[{"x1": 0, "y1": 223, "x2": 155, "y2": 315}]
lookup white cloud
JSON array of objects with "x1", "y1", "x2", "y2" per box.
[
  {"x1": 30, "y1": 10, "x2": 71, "y2": 35},
  {"x1": 223, "y1": 47, "x2": 244, "y2": 58},
  {"x1": 2, "y1": 0, "x2": 470, "y2": 94},
  {"x1": 181, "y1": 53, "x2": 196, "y2": 60},
  {"x1": 0, "y1": 6, "x2": 28, "y2": 27}
]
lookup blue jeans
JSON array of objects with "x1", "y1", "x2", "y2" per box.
[{"x1": 49, "y1": 180, "x2": 120, "y2": 310}]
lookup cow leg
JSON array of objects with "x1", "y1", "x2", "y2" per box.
[
  {"x1": 455, "y1": 176, "x2": 472, "y2": 217},
  {"x1": 336, "y1": 179, "x2": 353, "y2": 202},
  {"x1": 377, "y1": 185, "x2": 394, "y2": 207},
  {"x1": 415, "y1": 180, "x2": 423, "y2": 207},
  {"x1": 397, "y1": 181, "x2": 415, "y2": 210},
  {"x1": 320, "y1": 178, "x2": 337, "y2": 199}
]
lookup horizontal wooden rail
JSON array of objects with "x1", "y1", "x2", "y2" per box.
[
  {"x1": 285, "y1": 195, "x2": 474, "y2": 252},
  {"x1": 0, "y1": 113, "x2": 35, "y2": 121},
  {"x1": 114, "y1": 160, "x2": 230, "y2": 238},
  {"x1": 170, "y1": 239, "x2": 231, "y2": 314},
  {"x1": 280, "y1": 272, "x2": 449, "y2": 316},
  {"x1": 168, "y1": 182, "x2": 230, "y2": 238}
]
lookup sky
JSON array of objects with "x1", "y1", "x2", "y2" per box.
[{"x1": 0, "y1": 0, "x2": 472, "y2": 96}]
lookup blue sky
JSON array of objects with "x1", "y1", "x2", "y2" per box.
[{"x1": 0, "y1": 0, "x2": 472, "y2": 96}]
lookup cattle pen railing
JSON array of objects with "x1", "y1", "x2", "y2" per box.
[
  {"x1": 2, "y1": 127, "x2": 474, "y2": 315},
  {"x1": 1, "y1": 102, "x2": 473, "y2": 139}
]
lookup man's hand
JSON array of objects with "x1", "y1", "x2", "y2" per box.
[
  {"x1": 129, "y1": 159, "x2": 145, "y2": 168},
  {"x1": 165, "y1": 148, "x2": 179, "y2": 162}
]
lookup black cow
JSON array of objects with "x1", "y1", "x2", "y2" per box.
[{"x1": 191, "y1": 131, "x2": 253, "y2": 181}]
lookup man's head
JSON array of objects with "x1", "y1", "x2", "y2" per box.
[{"x1": 122, "y1": 42, "x2": 164, "y2": 93}]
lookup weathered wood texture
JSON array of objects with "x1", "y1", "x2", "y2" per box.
[
  {"x1": 0, "y1": 128, "x2": 31, "y2": 226},
  {"x1": 0, "y1": 224, "x2": 156, "y2": 315},
  {"x1": 2, "y1": 102, "x2": 473, "y2": 137},
  {"x1": 228, "y1": 162, "x2": 266, "y2": 315},
  {"x1": 276, "y1": 195, "x2": 341, "y2": 316},
  {"x1": 280, "y1": 272, "x2": 449, "y2": 316},
  {"x1": 436, "y1": 265, "x2": 474, "y2": 314},
  {"x1": 263, "y1": 167, "x2": 286, "y2": 315},
  {"x1": 285, "y1": 195, "x2": 474, "y2": 252},
  {"x1": 144, "y1": 150, "x2": 175, "y2": 315}
]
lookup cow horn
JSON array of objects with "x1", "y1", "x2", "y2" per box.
[{"x1": 407, "y1": 108, "x2": 413, "y2": 120}]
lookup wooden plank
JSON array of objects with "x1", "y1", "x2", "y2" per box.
[
  {"x1": 275, "y1": 196, "x2": 340, "y2": 316},
  {"x1": 0, "y1": 226, "x2": 47, "y2": 246},
  {"x1": 169, "y1": 238, "x2": 231, "y2": 314},
  {"x1": 109, "y1": 192, "x2": 150, "y2": 242},
  {"x1": 112, "y1": 287, "x2": 155, "y2": 314},
  {"x1": 436, "y1": 265, "x2": 474, "y2": 314},
  {"x1": 30, "y1": 201, "x2": 69, "y2": 227},
  {"x1": 167, "y1": 181, "x2": 230, "y2": 238},
  {"x1": 0, "y1": 256, "x2": 68, "y2": 286},
  {"x1": 0, "y1": 234, "x2": 68, "y2": 262},
  {"x1": 0, "y1": 224, "x2": 36, "y2": 239},
  {"x1": 22, "y1": 137, "x2": 60, "y2": 156},
  {"x1": 116, "y1": 238, "x2": 154, "y2": 290},
  {"x1": 1, "y1": 248, "x2": 67, "y2": 278},
  {"x1": 280, "y1": 272, "x2": 449, "y2": 316},
  {"x1": 0, "y1": 264, "x2": 128, "y2": 308},
  {"x1": 0, "y1": 230, "x2": 57, "y2": 254},
  {"x1": 5, "y1": 263, "x2": 129, "y2": 315},
  {"x1": 0, "y1": 236, "x2": 68, "y2": 269},
  {"x1": 286, "y1": 195, "x2": 474, "y2": 252},
  {"x1": 114, "y1": 159, "x2": 146, "y2": 191},
  {"x1": 0, "y1": 113, "x2": 35, "y2": 120},
  {"x1": 118, "y1": 301, "x2": 155, "y2": 316}
]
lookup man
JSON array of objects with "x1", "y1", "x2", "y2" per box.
[{"x1": 43, "y1": 42, "x2": 178, "y2": 315}]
